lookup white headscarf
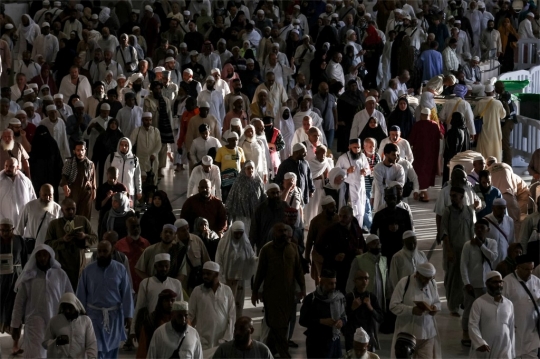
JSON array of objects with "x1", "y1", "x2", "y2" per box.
[
  {"x1": 19, "y1": 14, "x2": 39, "y2": 45},
  {"x1": 215, "y1": 221, "x2": 257, "y2": 281},
  {"x1": 58, "y1": 292, "x2": 86, "y2": 314},
  {"x1": 14, "y1": 244, "x2": 62, "y2": 292},
  {"x1": 98, "y1": 7, "x2": 111, "y2": 24},
  {"x1": 276, "y1": 106, "x2": 294, "y2": 141}
]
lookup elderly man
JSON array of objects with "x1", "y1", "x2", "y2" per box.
[
  {"x1": 343, "y1": 327, "x2": 380, "y2": 359},
  {"x1": 253, "y1": 223, "x2": 306, "y2": 358},
  {"x1": 11, "y1": 244, "x2": 73, "y2": 359},
  {"x1": 275, "y1": 142, "x2": 315, "y2": 207},
  {"x1": 187, "y1": 155, "x2": 221, "y2": 198},
  {"x1": 41, "y1": 104, "x2": 71, "y2": 158},
  {"x1": 188, "y1": 261, "x2": 235, "y2": 350},
  {"x1": 389, "y1": 231, "x2": 428, "y2": 295},
  {"x1": 502, "y1": 255, "x2": 540, "y2": 358},
  {"x1": 371, "y1": 144, "x2": 405, "y2": 212},
  {"x1": 83, "y1": 103, "x2": 111, "y2": 161},
  {"x1": 58, "y1": 66, "x2": 92, "y2": 106},
  {"x1": 180, "y1": 179, "x2": 227, "y2": 236},
  {"x1": 350, "y1": 96, "x2": 387, "y2": 140},
  {"x1": 390, "y1": 262, "x2": 442, "y2": 358},
  {"x1": 147, "y1": 300, "x2": 203, "y2": 358},
  {"x1": 129, "y1": 112, "x2": 161, "y2": 184},
  {"x1": 378, "y1": 126, "x2": 413, "y2": 163},
  {"x1": 0, "y1": 158, "x2": 35, "y2": 225},
  {"x1": 469, "y1": 271, "x2": 515, "y2": 358},
  {"x1": 15, "y1": 183, "x2": 61, "y2": 247},
  {"x1": 11, "y1": 112, "x2": 34, "y2": 153},
  {"x1": 198, "y1": 76, "x2": 226, "y2": 126},
  {"x1": 77, "y1": 240, "x2": 133, "y2": 359},
  {"x1": 1, "y1": 128, "x2": 30, "y2": 178},
  {"x1": 253, "y1": 72, "x2": 288, "y2": 118},
  {"x1": 135, "y1": 224, "x2": 182, "y2": 279}
]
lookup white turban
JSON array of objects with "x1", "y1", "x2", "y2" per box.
[
  {"x1": 293, "y1": 142, "x2": 306, "y2": 152},
  {"x1": 321, "y1": 195, "x2": 336, "y2": 206},
  {"x1": 354, "y1": 327, "x2": 370, "y2": 344},
  {"x1": 416, "y1": 262, "x2": 436, "y2": 277}
]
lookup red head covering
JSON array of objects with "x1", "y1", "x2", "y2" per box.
[{"x1": 363, "y1": 25, "x2": 382, "y2": 46}]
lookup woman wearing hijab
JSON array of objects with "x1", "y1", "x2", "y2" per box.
[
  {"x1": 362, "y1": 25, "x2": 383, "y2": 89},
  {"x1": 129, "y1": 35, "x2": 145, "y2": 61},
  {"x1": 443, "y1": 112, "x2": 470, "y2": 183},
  {"x1": 275, "y1": 107, "x2": 295, "y2": 160},
  {"x1": 28, "y1": 125, "x2": 64, "y2": 201},
  {"x1": 225, "y1": 161, "x2": 266, "y2": 234},
  {"x1": 239, "y1": 125, "x2": 268, "y2": 181},
  {"x1": 323, "y1": 167, "x2": 351, "y2": 210},
  {"x1": 97, "y1": 7, "x2": 119, "y2": 35},
  {"x1": 91, "y1": 118, "x2": 124, "y2": 184},
  {"x1": 305, "y1": 144, "x2": 333, "y2": 225},
  {"x1": 221, "y1": 63, "x2": 240, "y2": 88},
  {"x1": 359, "y1": 117, "x2": 387, "y2": 148},
  {"x1": 100, "y1": 192, "x2": 135, "y2": 239},
  {"x1": 66, "y1": 30, "x2": 80, "y2": 52},
  {"x1": 397, "y1": 35, "x2": 417, "y2": 87},
  {"x1": 337, "y1": 80, "x2": 365, "y2": 153},
  {"x1": 192, "y1": 217, "x2": 220, "y2": 261},
  {"x1": 215, "y1": 221, "x2": 257, "y2": 318},
  {"x1": 140, "y1": 190, "x2": 176, "y2": 245},
  {"x1": 43, "y1": 292, "x2": 97, "y2": 359},
  {"x1": 387, "y1": 97, "x2": 416, "y2": 139},
  {"x1": 498, "y1": 18, "x2": 520, "y2": 73},
  {"x1": 16, "y1": 14, "x2": 40, "y2": 55}
]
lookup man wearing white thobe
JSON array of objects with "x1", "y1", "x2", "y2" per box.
[
  {"x1": 389, "y1": 230, "x2": 428, "y2": 295},
  {"x1": 116, "y1": 93, "x2": 143, "y2": 139},
  {"x1": 503, "y1": 256, "x2": 540, "y2": 359},
  {"x1": 439, "y1": 94, "x2": 476, "y2": 137},
  {"x1": 335, "y1": 139, "x2": 370, "y2": 228},
  {"x1": 198, "y1": 77, "x2": 226, "y2": 127},
  {"x1": 252, "y1": 74, "x2": 289, "y2": 119},
  {"x1": 31, "y1": 23, "x2": 59, "y2": 64},
  {"x1": 187, "y1": 156, "x2": 222, "y2": 199},
  {"x1": 519, "y1": 13, "x2": 536, "y2": 39},
  {"x1": 54, "y1": 94, "x2": 73, "y2": 122},
  {"x1": 40, "y1": 105, "x2": 71, "y2": 158},
  {"x1": 349, "y1": 97, "x2": 387, "y2": 140},
  {"x1": 390, "y1": 263, "x2": 442, "y2": 358},
  {"x1": 15, "y1": 184, "x2": 61, "y2": 246},
  {"x1": 464, "y1": 6, "x2": 483, "y2": 57},
  {"x1": 378, "y1": 128, "x2": 414, "y2": 163},
  {"x1": 480, "y1": 21, "x2": 502, "y2": 60},
  {"x1": 371, "y1": 144, "x2": 405, "y2": 213},
  {"x1": 129, "y1": 113, "x2": 161, "y2": 181},
  {"x1": 83, "y1": 104, "x2": 111, "y2": 160},
  {"x1": 484, "y1": 198, "x2": 515, "y2": 268},
  {"x1": 188, "y1": 261, "x2": 235, "y2": 350},
  {"x1": 469, "y1": 271, "x2": 515, "y2": 358},
  {"x1": 11, "y1": 244, "x2": 73, "y2": 359},
  {"x1": 0, "y1": 158, "x2": 36, "y2": 226},
  {"x1": 58, "y1": 68, "x2": 92, "y2": 107}
]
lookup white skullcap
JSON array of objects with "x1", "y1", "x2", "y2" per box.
[
  {"x1": 163, "y1": 224, "x2": 177, "y2": 232},
  {"x1": 211, "y1": 68, "x2": 220, "y2": 74},
  {"x1": 527, "y1": 12, "x2": 535, "y2": 17},
  {"x1": 218, "y1": 38, "x2": 226, "y2": 44},
  {"x1": 105, "y1": 70, "x2": 113, "y2": 76},
  {"x1": 266, "y1": 183, "x2": 280, "y2": 192},
  {"x1": 472, "y1": 56, "x2": 480, "y2": 62},
  {"x1": 165, "y1": 57, "x2": 175, "y2": 63},
  {"x1": 91, "y1": 14, "x2": 98, "y2": 20},
  {"x1": 403, "y1": 230, "x2": 416, "y2": 240},
  {"x1": 100, "y1": 103, "x2": 110, "y2": 111},
  {"x1": 365, "y1": 234, "x2": 379, "y2": 245},
  {"x1": 142, "y1": 112, "x2": 153, "y2": 118},
  {"x1": 257, "y1": 9, "x2": 265, "y2": 14},
  {"x1": 473, "y1": 155, "x2": 485, "y2": 162},
  {"x1": 485, "y1": 271, "x2": 502, "y2": 282},
  {"x1": 321, "y1": 195, "x2": 336, "y2": 206},
  {"x1": 0, "y1": 218, "x2": 14, "y2": 226},
  {"x1": 454, "y1": 19, "x2": 461, "y2": 24},
  {"x1": 354, "y1": 327, "x2": 370, "y2": 344},
  {"x1": 246, "y1": 58, "x2": 255, "y2": 64},
  {"x1": 202, "y1": 155, "x2": 213, "y2": 165},
  {"x1": 184, "y1": 10, "x2": 190, "y2": 16},
  {"x1": 493, "y1": 198, "x2": 507, "y2": 206},
  {"x1": 132, "y1": 26, "x2": 140, "y2": 31},
  {"x1": 117, "y1": 74, "x2": 126, "y2": 80},
  {"x1": 226, "y1": 131, "x2": 239, "y2": 140},
  {"x1": 365, "y1": 96, "x2": 376, "y2": 102},
  {"x1": 485, "y1": 84, "x2": 495, "y2": 92},
  {"x1": 129, "y1": 73, "x2": 143, "y2": 82},
  {"x1": 331, "y1": 13, "x2": 339, "y2": 18},
  {"x1": 403, "y1": 14, "x2": 411, "y2": 20},
  {"x1": 417, "y1": 262, "x2": 436, "y2": 277},
  {"x1": 183, "y1": 68, "x2": 193, "y2": 75},
  {"x1": 145, "y1": 5, "x2": 154, "y2": 12},
  {"x1": 174, "y1": 219, "x2": 188, "y2": 228},
  {"x1": 346, "y1": 29, "x2": 356, "y2": 37},
  {"x1": 43, "y1": 95, "x2": 53, "y2": 101},
  {"x1": 478, "y1": 2, "x2": 486, "y2": 8},
  {"x1": 206, "y1": 75, "x2": 215, "y2": 82},
  {"x1": 9, "y1": 118, "x2": 22, "y2": 125},
  {"x1": 154, "y1": 253, "x2": 171, "y2": 262},
  {"x1": 294, "y1": 4, "x2": 301, "y2": 9},
  {"x1": 5, "y1": 24, "x2": 14, "y2": 30},
  {"x1": 189, "y1": 50, "x2": 199, "y2": 56},
  {"x1": 154, "y1": 66, "x2": 165, "y2": 73},
  {"x1": 198, "y1": 101, "x2": 210, "y2": 108},
  {"x1": 302, "y1": 34, "x2": 309, "y2": 40},
  {"x1": 203, "y1": 261, "x2": 220, "y2": 272},
  {"x1": 15, "y1": 110, "x2": 27, "y2": 117},
  {"x1": 230, "y1": 118, "x2": 242, "y2": 127},
  {"x1": 42, "y1": 22, "x2": 51, "y2": 28},
  {"x1": 421, "y1": 107, "x2": 431, "y2": 115},
  {"x1": 46, "y1": 104, "x2": 57, "y2": 112},
  {"x1": 292, "y1": 142, "x2": 306, "y2": 152},
  {"x1": 23, "y1": 102, "x2": 34, "y2": 109},
  {"x1": 23, "y1": 89, "x2": 34, "y2": 96},
  {"x1": 462, "y1": 52, "x2": 472, "y2": 60},
  {"x1": 272, "y1": 42, "x2": 280, "y2": 48},
  {"x1": 28, "y1": 83, "x2": 38, "y2": 89},
  {"x1": 284, "y1": 172, "x2": 297, "y2": 181},
  {"x1": 74, "y1": 100, "x2": 84, "y2": 108},
  {"x1": 172, "y1": 300, "x2": 189, "y2": 311}
]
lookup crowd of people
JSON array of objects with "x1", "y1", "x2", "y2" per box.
[{"x1": 0, "y1": 0, "x2": 539, "y2": 358}]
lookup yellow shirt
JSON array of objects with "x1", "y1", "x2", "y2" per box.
[{"x1": 215, "y1": 146, "x2": 245, "y2": 172}]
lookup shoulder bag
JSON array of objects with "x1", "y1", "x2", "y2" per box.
[{"x1": 474, "y1": 98, "x2": 494, "y2": 135}]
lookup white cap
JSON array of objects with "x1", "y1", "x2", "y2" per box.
[
  {"x1": 189, "y1": 50, "x2": 199, "y2": 56},
  {"x1": 485, "y1": 84, "x2": 495, "y2": 93},
  {"x1": 142, "y1": 112, "x2": 152, "y2": 118},
  {"x1": 292, "y1": 142, "x2": 306, "y2": 152},
  {"x1": 473, "y1": 155, "x2": 485, "y2": 162},
  {"x1": 46, "y1": 104, "x2": 57, "y2": 112},
  {"x1": 42, "y1": 22, "x2": 50, "y2": 28},
  {"x1": 23, "y1": 102, "x2": 34, "y2": 109},
  {"x1": 202, "y1": 155, "x2": 213, "y2": 165},
  {"x1": 28, "y1": 83, "x2": 38, "y2": 89},
  {"x1": 206, "y1": 75, "x2": 215, "y2": 82},
  {"x1": 421, "y1": 107, "x2": 431, "y2": 115},
  {"x1": 226, "y1": 131, "x2": 239, "y2": 140},
  {"x1": 284, "y1": 172, "x2": 297, "y2": 180},
  {"x1": 321, "y1": 195, "x2": 335, "y2": 206},
  {"x1": 74, "y1": 100, "x2": 84, "y2": 108},
  {"x1": 165, "y1": 57, "x2": 175, "y2": 63},
  {"x1": 145, "y1": 5, "x2": 153, "y2": 12},
  {"x1": 0, "y1": 218, "x2": 14, "y2": 226},
  {"x1": 493, "y1": 198, "x2": 507, "y2": 206},
  {"x1": 365, "y1": 234, "x2": 379, "y2": 245},
  {"x1": 91, "y1": 14, "x2": 98, "y2": 20},
  {"x1": 211, "y1": 68, "x2": 220, "y2": 74},
  {"x1": 403, "y1": 14, "x2": 411, "y2": 20},
  {"x1": 198, "y1": 101, "x2": 210, "y2": 108},
  {"x1": 478, "y1": 2, "x2": 486, "y2": 8},
  {"x1": 9, "y1": 118, "x2": 22, "y2": 125},
  {"x1": 117, "y1": 74, "x2": 126, "y2": 80},
  {"x1": 365, "y1": 96, "x2": 376, "y2": 102},
  {"x1": 527, "y1": 12, "x2": 535, "y2": 18},
  {"x1": 163, "y1": 224, "x2": 177, "y2": 232},
  {"x1": 100, "y1": 103, "x2": 110, "y2": 111},
  {"x1": 402, "y1": 230, "x2": 416, "y2": 240},
  {"x1": 230, "y1": 118, "x2": 242, "y2": 127},
  {"x1": 203, "y1": 261, "x2": 220, "y2": 272},
  {"x1": 5, "y1": 24, "x2": 14, "y2": 30},
  {"x1": 172, "y1": 300, "x2": 189, "y2": 311},
  {"x1": 454, "y1": 19, "x2": 461, "y2": 24},
  {"x1": 257, "y1": 9, "x2": 265, "y2": 14},
  {"x1": 174, "y1": 219, "x2": 189, "y2": 228},
  {"x1": 42, "y1": 95, "x2": 53, "y2": 101},
  {"x1": 266, "y1": 183, "x2": 280, "y2": 192},
  {"x1": 183, "y1": 10, "x2": 190, "y2": 16},
  {"x1": 23, "y1": 89, "x2": 34, "y2": 96},
  {"x1": 180, "y1": 42, "x2": 188, "y2": 48},
  {"x1": 14, "y1": 110, "x2": 26, "y2": 116},
  {"x1": 132, "y1": 26, "x2": 140, "y2": 31},
  {"x1": 417, "y1": 262, "x2": 436, "y2": 277},
  {"x1": 472, "y1": 56, "x2": 480, "y2": 62},
  {"x1": 485, "y1": 271, "x2": 502, "y2": 282},
  {"x1": 354, "y1": 327, "x2": 370, "y2": 344},
  {"x1": 246, "y1": 58, "x2": 255, "y2": 64},
  {"x1": 154, "y1": 253, "x2": 171, "y2": 262},
  {"x1": 154, "y1": 66, "x2": 165, "y2": 73}
]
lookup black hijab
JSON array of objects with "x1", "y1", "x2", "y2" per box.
[{"x1": 387, "y1": 97, "x2": 416, "y2": 139}]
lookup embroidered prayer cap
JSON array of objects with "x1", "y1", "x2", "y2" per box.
[
  {"x1": 485, "y1": 271, "x2": 502, "y2": 283},
  {"x1": 154, "y1": 253, "x2": 171, "y2": 262},
  {"x1": 365, "y1": 234, "x2": 379, "y2": 245},
  {"x1": 493, "y1": 198, "x2": 507, "y2": 206},
  {"x1": 203, "y1": 261, "x2": 220, "y2": 272},
  {"x1": 402, "y1": 230, "x2": 416, "y2": 240},
  {"x1": 292, "y1": 142, "x2": 306, "y2": 152},
  {"x1": 265, "y1": 183, "x2": 280, "y2": 192},
  {"x1": 416, "y1": 262, "x2": 436, "y2": 277},
  {"x1": 321, "y1": 195, "x2": 335, "y2": 206},
  {"x1": 174, "y1": 219, "x2": 188, "y2": 229},
  {"x1": 172, "y1": 300, "x2": 189, "y2": 311},
  {"x1": 354, "y1": 327, "x2": 370, "y2": 344},
  {"x1": 202, "y1": 156, "x2": 213, "y2": 166},
  {"x1": 163, "y1": 223, "x2": 177, "y2": 232}
]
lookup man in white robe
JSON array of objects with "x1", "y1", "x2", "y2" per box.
[
  {"x1": 389, "y1": 230, "x2": 428, "y2": 295},
  {"x1": 326, "y1": 53, "x2": 345, "y2": 89},
  {"x1": 469, "y1": 271, "x2": 515, "y2": 358},
  {"x1": 147, "y1": 300, "x2": 203, "y2": 358},
  {"x1": 261, "y1": 52, "x2": 295, "y2": 89},
  {"x1": 475, "y1": 84, "x2": 507, "y2": 163},
  {"x1": 83, "y1": 103, "x2": 111, "y2": 160},
  {"x1": 53, "y1": 94, "x2": 73, "y2": 122},
  {"x1": 439, "y1": 88, "x2": 476, "y2": 137},
  {"x1": 464, "y1": 4, "x2": 483, "y2": 57},
  {"x1": 518, "y1": 13, "x2": 536, "y2": 39},
  {"x1": 378, "y1": 126, "x2": 414, "y2": 163},
  {"x1": 350, "y1": 97, "x2": 387, "y2": 140},
  {"x1": 484, "y1": 198, "x2": 515, "y2": 268},
  {"x1": 502, "y1": 255, "x2": 540, "y2": 359},
  {"x1": 187, "y1": 156, "x2": 222, "y2": 199},
  {"x1": 40, "y1": 105, "x2": 71, "y2": 158},
  {"x1": 0, "y1": 158, "x2": 36, "y2": 225},
  {"x1": 129, "y1": 112, "x2": 161, "y2": 183},
  {"x1": 292, "y1": 99, "x2": 324, "y2": 131},
  {"x1": 15, "y1": 184, "x2": 61, "y2": 246},
  {"x1": 480, "y1": 20, "x2": 502, "y2": 61},
  {"x1": 58, "y1": 67, "x2": 92, "y2": 107},
  {"x1": 188, "y1": 261, "x2": 235, "y2": 350},
  {"x1": 252, "y1": 73, "x2": 289, "y2": 119},
  {"x1": 239, "y1": 124, "x2": 268, "y2": 181},
  {"x1": 336, "y1": 138, "x2": 370, "y2": 228},
  {"x1": 371, "y1": 144, "x2": 405, "y2": 212},
  {"x1": 116, "y1": 93, "x2": 143, "y2": 139},
  {"x1": 11, "y1": 244, "x2": 73, "y2": 359},
  {"x1": 198, "y1": 77, "x2": 226, "y2": 127},
  {"x1": 31, "y1": 23, "x2": 59, "y2": 64},
  {"x1": 390, "y1": 263, "x2": 442, "y2": 358}
]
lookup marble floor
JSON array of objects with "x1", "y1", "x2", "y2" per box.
[{"x1": 0, "y1": 163, "x2": 531, "y2": 359}]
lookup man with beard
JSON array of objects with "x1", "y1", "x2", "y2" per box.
[
  {"x1": 214, "y1": 316, "x2": 273, "y2": 358},
  {"x1": 469, "y1": 271, "x2": 515, "y2": 358},
  {"x1": 370, "y1": 144, "x2": 404, "y2": 212},
  {"x1": 58, "y1": 66, "x2": 92, "y2": 107},
  {"x1": 180, "y1": 68, "x2": 202, "y2": 100},
  {"x1": 188, "y1": 261, "x2": 235, "y2": 349},
  {"x1": 42, "y1": 292, "x2": 97, "y2": 358},
  {"x1": 44, "y1": 196, "x2": 97, "y2": 290},
  {"x1": 299, "y1": 268, "x2": 347, "y2": 358},
  {"x1": 98, "y1": 48, "x2": 123, "y2": 80},
  {"x1": 41, "y1": 104, "x2": 71, "y2": 159},
  {"x1": 317, "y1": 206, "x2": 365, "y2": 295},
  {"x1": 76, "y1": 240, "x2": 133, "y2": 359},
  {"x1": 115, "y1": 217, "x2": 150, "y2": 293},
  {"x1": 66, "y1": 100, "x2": 91, "y2": 150},
  {"x1": 59, "y1": 141, "x2": 96, "y2": 219},
  {"x1": 11, "y1": 244, "x2": 73, "y2": 358},
  {"x1": 10, "y1": 112, "x2": 35, "y2": 152},
  {"x1": 480, "y1": 20, "x2": 501, "y2": 61},
  {"x1": 389, "y1": 231, "x2": 428, "y2": 296},
  {"x1": 288, "y1": 73, "x2": 312, "y2": 108},
  {"x1": 0, "y1": 158, "x2": 35, "y2": 225},
  {"x1": 198, "y1": 76, "x2": 225, "y2": 127},
  {"x1": 16, "y1": 183, "x2": 61, "y2": 246},
  {"x1": 135, "y1": 224, "x2": 181, "y2": 280},
  {"x1": 147, "y1": 300, "x2": 203, "y2": 358},
  {"x1": 249, "y1": 183, "x2": 289, "y2": 254},
  {"x1": 0, "y1": 128, "x2": 30, "y2": 178},
  {"x1": 275, "y1": 143, "x2": 314, "y2": 207},
  {"x1": 224, "y1": 79, "x2": 250, "y2": 114},
  {"x1": 253, "y1": 223, "x2": 306, "y2": 358},
  {"x1": 253, "y1": 72, "x2": 288, "y2": 119},
  {"x1": 144, "y1": 81, "x2": 174, "y2": 177},
  {"x1": 485, "y1": 198, "x2": 515, "y2": 268},
  {"x1": 180, "y1": 179, "x2": 227, "y2": 235}
]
